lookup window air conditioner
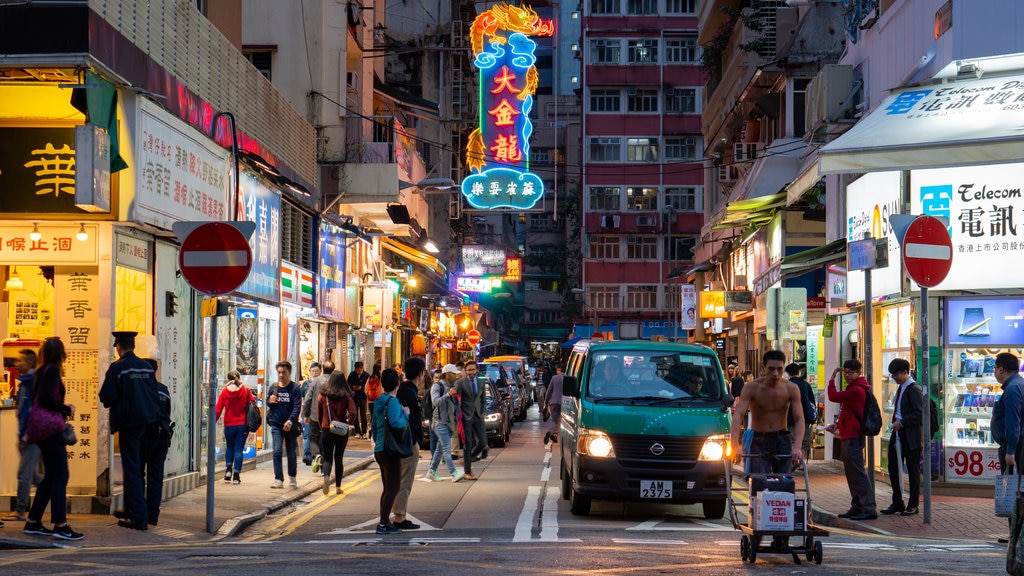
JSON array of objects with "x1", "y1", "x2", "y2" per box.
[
  {"x1": 718, "y1": 164, "x2": 738, "y2": 182},
  {"x1": 733, "y1": 142, "x2": 761, "y2": 162}
]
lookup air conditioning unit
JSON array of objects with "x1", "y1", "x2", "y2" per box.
[
  {"x1": 734, "y1": 142, "x2": 761, "y2": 162},
  {"x1": 805, "y1": 64, "x2": 854, "y2": 132},
  {"x1": 718, "y1": 164, "x2": 738, "y2": 183},
  {"x1": 636, "y1": 215, "x2": 657, "y2": 227},
  {"x1": 601, "y1": 215, "x2": 620, "y2": 228}
]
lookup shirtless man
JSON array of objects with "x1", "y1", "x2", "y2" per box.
[{"x1": 730, "y1": 349, "x2": 804, "y2": 473}]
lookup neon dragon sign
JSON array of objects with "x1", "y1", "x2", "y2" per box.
[{"x1": 462, "y1": 3, "x2": 554, "y2": 210}]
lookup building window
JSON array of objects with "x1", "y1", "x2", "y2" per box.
[
  {"x1": 589, "y1": 137, "x2": 621, "y2": 162},
  {"x1": 529, "y1": 214, "x2": 564, "y2": 231},
  {"x1": 627, "y1": 39, "x2": 658, "y2": 63},
  {"x1": 589, "y1": 236, "x2": 620, "y2": 260},
  {"x1": 591, "y1": 0, "x2": 621, "y2": 14},
  {"x1": 591, "y1": 285, "x2": 620, "y2": 311},
  {"x1": 243, "y1": 50, "x2": 273, "y2": 81},
  {"x1": 665, "y1": 0, "x2": 696, "y2": 14},
  {"x1": 589, "y1": 186, "x2": 622, "y2": 211},
  {"x1": 529, "y1": 310, "x2": 564, "y2": 324},
  {"x1": 589, "y1": 39, "x2": 622, "y2": 63},
  {"x1": 664, "y1": 37, "x2": 698, "y2": 63},
  {"x1": 626, "y1": 236, "x2": 658, "y2": 259},
  {"x1": 666, "y1": 235, "x2": 698, "y2": 260},
  {"x1": 627, "y1": 89, "x2": 659, "y2": 113},
  {"x1": 664, "y1": 88, "x2": 697, "y2": 113},
  {"x1": 664, "y1": 137, "x2": 697, "y2": 160},
  {"x1": 626, "y1": 186, "x2": 658, "y2": 210},
  {"x1": 590, "y1": 88, "x2": 622, "y2": 112},
  {"x1": 665, "y1": 284, "x2": 682, "y2": 312},
  {"x1": 626, "y1": 0, "x2": 657, "y2": 15},
  {"x1": 531, "y1": 150, "x2": 551, "y2": 163},
  {"x1": 626, "y1": 138, "x2": 658, "y2": 162},
  {"x1": 626, "y1": 285, "x2": 658, "y2": 309},
  {"x1": 665, "y1": 186, "x2": 699, "y2": 212}
]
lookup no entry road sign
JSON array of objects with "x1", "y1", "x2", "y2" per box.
[
  {"x1": 467, "y1": 329, "x2": 481, "y2": 345},
  {"x1": 902, "y1": 215, "x2": 953, "y2": 288},
  {"x1": 178, "y1": 222, "x2": 253, "y2": 295}
]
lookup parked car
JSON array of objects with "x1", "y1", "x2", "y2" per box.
[
  {"x1": 483, "y1": 378, "x2": 512, "y2": 447},
  {"x1": 480, "y1": 362, "x2": 529, "y2": 422},
  {"x1": 485, "y1": 355, "x2": 534, "y2": 407}
]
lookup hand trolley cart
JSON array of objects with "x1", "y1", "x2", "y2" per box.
[{"x1": 724, "y1": 455, "x2": 829, "y2": 565}]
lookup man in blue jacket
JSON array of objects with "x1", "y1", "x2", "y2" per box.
[
  {"x1": 3, "y1": 349, "x2": 40, "y2": 525},
  {"x1": 99, "y1": 331, "x2": 162, "y2": 531}
]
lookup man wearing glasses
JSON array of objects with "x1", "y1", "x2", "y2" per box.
[
  {"x1": 827, "y1": 359, "x2": 878, "y2": 521},
  {"x1": 730, "y1": 350, "x2": 805, "y2": 474}
]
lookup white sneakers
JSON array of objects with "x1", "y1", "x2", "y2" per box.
[{"x1": 452, "y1": 470, "x2": 465, "y2": 483}]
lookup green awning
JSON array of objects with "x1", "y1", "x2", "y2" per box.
[
  {"x1": 781, "y1": 238, "x2": 846, "y2": 278},
  {"x1": 710, "y1": 191, "x2": 788, "y2": 231}
]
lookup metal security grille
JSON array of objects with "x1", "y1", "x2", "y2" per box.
[
  {"x1": 280, "y1": 201, "x2": 314, "y2": 270},
  {"x1": 90, "y1": 0, "x2": 316, "y2": 186}
]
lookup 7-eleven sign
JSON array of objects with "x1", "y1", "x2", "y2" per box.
[{"x1": 281, "y1": 263, "x2": 314, "y2": 307}]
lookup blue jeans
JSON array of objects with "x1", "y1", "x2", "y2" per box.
[
  {"x1": 14, "y1": 442, "x2": 42, "y2": 513},
  {"x1": 430, "y1": 421, "x2": 457, "y2": 475},
  {"x1": 270, "y1": 424, "x2": 298, "y2": 481},
  {"x1": 224, "y1": 424, "x2": 247, "y2": 474},
  {"x1": 302, "y1": 422, "x2": 311, "y2": 461},
  {"x1": 119, "y1": 425, "x2": 149, "y2": 525},
  {"x1": 28, "y1": 433, "x2": 69, "y2": 525}
]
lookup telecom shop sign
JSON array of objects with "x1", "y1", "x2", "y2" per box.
[{"x1": 461, "y1": 3, "x2": 553, "y2": 211}]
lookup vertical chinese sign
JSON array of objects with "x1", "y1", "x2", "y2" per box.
[{"x1": 463, "y1": 3, "x2": 553, "y2": 210}]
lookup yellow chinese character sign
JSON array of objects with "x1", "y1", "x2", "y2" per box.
[{"x1": 463, "y1": 3, "x2": 553, "y2": 210}]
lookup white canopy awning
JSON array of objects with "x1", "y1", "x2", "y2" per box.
[{"x1": 819, "y1": 65, "x2": 1024, "y2": 174}]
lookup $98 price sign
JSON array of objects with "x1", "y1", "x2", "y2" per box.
[{"x1": 946, "y1": 449, "x2": 1001, "y2": 480}]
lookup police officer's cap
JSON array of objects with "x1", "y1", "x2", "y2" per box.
[{"x1": 112, "y1": 331, "x2": 138, "y2": 347}]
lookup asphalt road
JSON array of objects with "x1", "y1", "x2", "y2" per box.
[{"x1": 0, "y1": 413, "x2": 1007, "y2": 575}]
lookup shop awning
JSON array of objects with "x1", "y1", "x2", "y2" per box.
[
  {"x1": 734, "y1": 140, "x2": 806, "y2": 201},
  {"x1": 819, "y1": 60, "x2": 1024, "y2": 174},
  {"x1": 786, "y1": 153, "x2": 822, "y2": 206},
  {"x1": 781, "y1": 239, "x2": 847, "y2": 278},
  {"x1": 381, "y1": 237, "x2": 446, "y2": 276},
  {"x1": 710, "y1": 191, "x2": 787, "y2": 231}
]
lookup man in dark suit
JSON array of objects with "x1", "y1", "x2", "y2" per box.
[
  {"x1": 455, "y1": 361, "x2": 486, "y2": 480},
  {"x1": 881, "y1": 358, "x2": 924, "y2": 516}
]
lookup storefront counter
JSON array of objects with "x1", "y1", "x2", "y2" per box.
[{"x1": 0, "y1": 406, "x2": 19, "y2": 494}]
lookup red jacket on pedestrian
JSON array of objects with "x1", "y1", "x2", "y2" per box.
[
  {"x1": 216, "y1": 384, "x2": 253, "y2": 428},
  {"x1": 827, "y1": 375, "x2": 870, "y2": 440}
]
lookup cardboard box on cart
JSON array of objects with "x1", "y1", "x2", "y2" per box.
[{"x1": 749, "y1": 491, "x2": 806, "y2": 531}]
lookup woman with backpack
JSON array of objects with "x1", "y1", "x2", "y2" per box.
[
  {"x1": 216, "y1": 370, "x2": 253, "y2": 485},
  {"x1": 365, "y1": 364, "x2": 383, "y2": 403},
  {"x1": 317, "y1": 372, "x2": 357, "y2": 495}
]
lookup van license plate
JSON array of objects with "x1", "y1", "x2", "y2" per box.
[{"x1": 640, "y1": 480, "x2": 672, "y2": 499}]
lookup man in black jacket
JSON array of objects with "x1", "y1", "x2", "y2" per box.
[
  {"x1": 99, "y1": 331, "x2": 162, "y2": 531},
  {"x1": 881, "y1": 358, "x2": 924, "y2": 516},
  {"x1": 348, "y1": 361, "x2": 369, "y2": 438},
  {"x1": 391, "y1": 356, "x2": 425, "y2": 530}
]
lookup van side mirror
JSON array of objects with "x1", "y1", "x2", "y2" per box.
[
  {"x1": 562, "y1": 375, "x2": 579, "y2": 398},
  {"x1": 722, "y1": 393, "x2": 734, "y2": 412}
]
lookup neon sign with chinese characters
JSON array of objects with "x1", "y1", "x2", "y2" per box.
[{"x1": 462, "y1": 3, "x2": 553, "y2": 210}]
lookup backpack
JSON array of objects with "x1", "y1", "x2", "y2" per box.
[
  {"x1": 857, "y1": 386, "x2": 883, "y2": 436},
  {"x1": 245, "y1": 390, "x2": 262, "y2": 433}
]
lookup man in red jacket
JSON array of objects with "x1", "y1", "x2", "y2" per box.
[{"x1": 827, "y1": 359, "x2": 877, "y2": 521}]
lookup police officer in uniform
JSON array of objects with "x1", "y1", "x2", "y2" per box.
[{"x1": 99, "y1": 331, "x2": 162, "y2": 531}]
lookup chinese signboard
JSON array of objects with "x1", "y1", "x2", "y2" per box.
[
  {"x1": 317, "y1": 221, "x2": 347, "y2": 321},
  {"x1": 504, "y1": 257, "x2": 521, "y2": 282},
  {"x1": 234, "y1": 171, "x2": 281, "y2": 304},
  {"x1": 681, "y1": 284, "x2": 697, "y2": 330},
  {"x1": 462, "y1": 3, "x2": 553, "y2": 210},
  {"x1": 462, "y1": 245, "x2": 508, "y2": 276},
  {"x1": 846, "y1": 171, "x2": 902, "y2": 302},
  {"x1": 913, "y1": 162, "x2": 1024, "y2": 291},
  {"x1": 0, "y1": 223, "x2": 97, "y2": 264},
  {"x1": 457, "y1": 277, "x2": 493, "y2": 293},
  {"x1": 0, "y1": 127, "x2": 93, "y2": 214},
  {"x1": 700, "y1": 291, "x2": 727, "y2": 318}
]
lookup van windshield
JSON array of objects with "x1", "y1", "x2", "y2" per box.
[{"x1": 585, "y1": 351, "x2": 724, "y2": 403}]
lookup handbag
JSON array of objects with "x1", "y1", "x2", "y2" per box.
[
  {"x1": 996, "y1": 466, "x2": 1023, "y2": 518},
  {"x1": 382, "y1": 397, "x2": 414, "y2": 458},
  {"x1": 542, "y1": 403, "x2": 551, "y2": 422},
  {"x1": 62, "y1": 423, "x2": 78, "y2": 446},
  {"x1": 25, "y1": 392, "x2": 67, "y2": 444},
  {"x1": 326, "y1": 400, "x2": 350, "y2": 436}
]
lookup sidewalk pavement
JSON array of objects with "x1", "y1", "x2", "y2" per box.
[{"x1": 0, "y1": 443, "x2": 1006, "y2": 549}]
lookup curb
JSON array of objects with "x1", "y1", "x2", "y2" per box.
[{"x1": 215, "y1": 455, "x2": 376, "y2": 538}]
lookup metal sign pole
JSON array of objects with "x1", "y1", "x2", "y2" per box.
[
  {"x1": 206, "y1": 313, "x2": 218, "y2": 534},
  {"x1": 864, "y1": 264, "x2": 874, "y2": 496},
  {"x1": 922, "y1": 285, "x2": 932, "y2": 524}
]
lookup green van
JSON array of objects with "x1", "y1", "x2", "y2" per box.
[{"x1": 558, "y1": 339, "x2": 733, "y2": 518}]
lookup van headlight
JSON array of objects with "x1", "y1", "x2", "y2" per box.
[
  {"x1": 578, "y1": 429, "x2": 615, "y2": 458},
  {"x1": 484, "y1": 413, "x2": 501, "y2": 423},
  {"x1": 699, "y1": 434, "x2": 731, "y2": 461}
]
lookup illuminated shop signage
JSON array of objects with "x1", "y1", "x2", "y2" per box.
[
  {"x1": 462, "y1": 3, "x2": 553, "y2": 211},
  {"x1": 457, "y1": 277, "x2": 493, "y2": 293},
  {"x1": 462, "y1": 245, "x2": 508, "y2": 276},
  {"x1": 504, "y1": 257, "x2": 521, "y2": 282}
]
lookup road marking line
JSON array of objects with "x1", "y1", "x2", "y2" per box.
[
  {"x1": 627, "y1": 517, "x2": 731, "y2": 531},
  {"x1": 249, "y1": 470, "x2": 380, "y2": 542},
  {"x1": 543, "y1": 452, "x2": 552, "y2": 464},
  {"x1": 613, "y1": 538, "x2": 689, "y2": 545},
  {"x1": 540, "y1": 465, "x2": 551, "y2": 482},
  {"x1": 539, "y1": 487, "x2": 560, "y2": 541},
  {"x1": 513, "y1": 486, "x2": 541, "y2": 542}
]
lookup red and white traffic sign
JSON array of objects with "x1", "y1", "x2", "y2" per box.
[
  {"x1": 178, "y1": 222, "x2": 253, "y2": 295},
  {"x1": 466, "y1": 329, "x2": 481, "y2": 345},
  {"x1": 902, "y1": 215, "x2": 953, "y2": 288}
]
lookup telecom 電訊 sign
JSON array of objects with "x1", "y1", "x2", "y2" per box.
[{"x1": 461, "y1": 3, "x2": 553, "y2": 211}]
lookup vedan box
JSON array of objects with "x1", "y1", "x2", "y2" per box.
[{"x1": 754, "y1": 491, "x2": 795, "y2": 530}]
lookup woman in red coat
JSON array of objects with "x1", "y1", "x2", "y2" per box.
[
  {"x1": 317, "y1": 372, "x2": 357, "y2": 495},
  {"x1": 216, "y1": 370, "x2": 253, "y2": 484}
]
